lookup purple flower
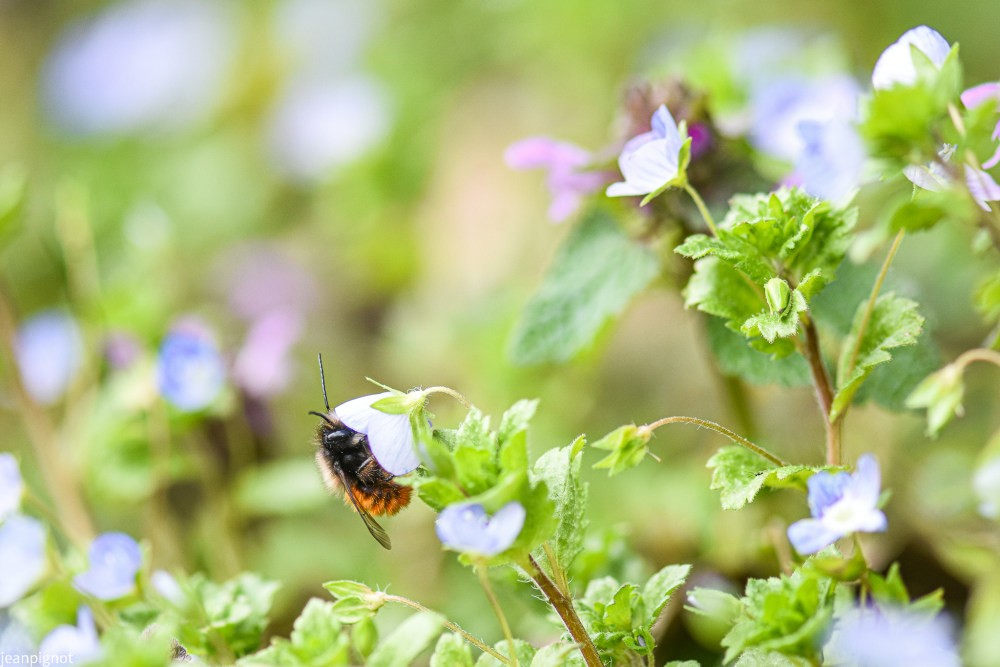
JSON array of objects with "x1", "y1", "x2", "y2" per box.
[
  {"x1": 0, "y1": 455, "x2": 23, "y2": 522},
  {"x1": 156, "y1": 321, "x2": 226, "y2": 412},
  {"x1": 223, "y1": 246, "x2": 318, "y2": 323},
  {"x1": 794, "y1": 118, "x2": 866, "y2": 202},
  {"x1": 961, "y1": 82, "x2": 1000, "y2": 169},
  {"x1": 825, "y1": 606, "x2": 959, "y2": 667},
  {"x1": 73, "y1": 532, "x2": 142, "y2": 600},
  {"x1": 39, "y1": 606, "x2": 101, "y2": 664},
  {"x1": 233, "y1": 309, "x2": 303, "y2": 398},
  {"x1": 871, "y1": 26, "x2": 951, "y2": 91},
  {"x1": 15, "y1": 309, "x2": 83, "y2": 405},
  {"x1": 0, "y1": 515, "x2": 47, "y2": 607},
  {"x1": 41, "y1": 0, "x2": 236, "y2": 137},
  {"x1": 103, "y1": 331, "x2": 143, "y2": 370},
  {"x1": 435, "y1": 501, "x2": 525, "y2": 556},
  {"x1": 787, "y1": 454, "x2": 887, "y2": 554},
  {"x1": 749, "y1": 75, "x2": 860, "y2": 162},
  {"x1": 505, "y1": 137, "x2": 609, "y2": 222},
  {"x1": 335, "y1": 393, "x2": 420, "y2": 476},
  {"x1": 607, "y1": 105, "x2": 688, "y2": 199}
]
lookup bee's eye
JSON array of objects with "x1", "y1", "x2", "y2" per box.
[{"x1": 325, "y1": 429, "x2": 352, "y2": 444}]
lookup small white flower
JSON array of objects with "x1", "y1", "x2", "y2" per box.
[
  {"x1": 335, "y1": 393, "x2": 420, "y2": 476},
  {"x1": 872, "y1": 26, "x2": 951, "y2": 90},
  {"x1": 607, "y1": 105, "x2": 687, "y2": 199}
]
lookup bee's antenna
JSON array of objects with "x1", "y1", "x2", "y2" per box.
[{"x1": 317, "y1": 353, "x2": 331, "y2": 412}]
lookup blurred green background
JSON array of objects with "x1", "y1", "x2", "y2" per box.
[{"x1": 2, "y1": 0, "x2": 999, "y2": 661}]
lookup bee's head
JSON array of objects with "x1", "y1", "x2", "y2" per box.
[{"x1": 310, "y1": 410, "x2": 366, "y2": 453}]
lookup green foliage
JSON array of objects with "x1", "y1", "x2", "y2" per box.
[
  {"x1": 905, "y1": 362, "x2": 966, "y2": 436},
  {"x1": 704, "y1": 317, "x2": 811, "y2": 386},
  {"x1": 591, "y1": 425, "x2": 653, "y2": 476},
  {"x1": 530, "y1": 437, "x2": 588, "y2": 574},
  {"x1": 367, "y1": 611, "x2": 444, "y2": 667},
  {"x1": 430, "y1": 633, "x2": 474, "y2": 667},
  {"x1": 706, "y1": 446, "x2": 819, "y2": 510},
  {"x1": 239, "y1": 599, "x2": 351, "y2": 667},
  {"x1": 508, "y1": 208, "x2": 659, "y2": 364},
  {"x1": 474, "y1": 640, "x2": 536, "y2": 667}
]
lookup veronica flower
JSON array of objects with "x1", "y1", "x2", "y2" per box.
[
  {"x1": 156, "y1": 320, "x2": 226, "y2": 412},
  {"x1": 0, "y1": 515, "x2": 47, "y2": 607},
  {"x1": 787, "y1": 454, "x2": 887, "y2": 554},
  {"x1": 335, "y1": 393, "x2": 420, "y2": 476},
  {"x1": 794, "y1": 118, "x2": 866, "y2": 202},
  {"x1": 505, "y1": 137, "x2": 610, "y2": 222},
  {"x1": 871, "y1": 26, "x2": 951, "y2": 90},
  {"x1": 607, "y1": 105, "x2": 689, "y2": 200},
  {"x1": 15, "y1": 309, "x2": 83, "y2": 405},
  {"x1": 435, "y1": 501, "x2": 525, "y2": 556},
  {"x1": 38, "y1": 606, "x2": 101, "y2": 664},
  {"x1": 904, "y1": 145, "x2": 1000, "y2": 211},
  {"x1": 824, "y1": 605, "x2": 959, "y2": 667},
  {"x1": 0, "y1": 454, "x2": 23, "y2": 522},
  {"x1": 73, "y1": 532, "x2": 142, "y2": 600},
  {"x1": 962, "y1": 82, "x2": 1000, "y2": 169}
]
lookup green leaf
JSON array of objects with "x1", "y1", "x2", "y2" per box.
[
  {"x1": 833, "y1": 293, "x2": 924, "y2": 421},
  {"x1": 704, "y1": 317, "x2": 811, "y2": 387},
  {"x1": 508, "y1": 208, "x2": 659, "y2": 364},
  {"x1": 740, "y1": 288, "x2": 807, "y2": 343},
  {"x1": 367, "y1": 611, "x2": 444, "y2": 667},
  {"x1": 530, "y1": 643, "x2": 586, "y2": 667},
  {"x1": 531, "y1": 441, "x2": 588, "y2": 573},
  {"x1": 497, "y1": 399, "x2": 538, "y2": 451},
  {"x1": 182, "y1": 573, "x2": 280, "y2": 660},
  {"x1": 413, "y1": 477, "x2": 467, "y2": 512},
  {"x1": 905, "y1": 363, "x2": 965, "y2": 437},
  {"x1": 591, "y1": 425, "x2": 652, "y2": 476},
  {"x1": 733, "y1": 649, "x2": 803, "y2": 667},
  {"x1": 0, "y1": 163, "x2": 27, "y2": 235},
  {"x1": 706, "y1": 446, "x2": 816, "y2": 510},
  {"x1": 430, "y1": 633, "x2": 473, "y2": 667},
  {"x1": 323, "y1": 580, "x2": 373, "y2": 600},
  {"x1": 288, "y1": 599, "x2": 351, "y2": 665},
  {"x1": 975, "y1": 268, "x2": 1000, "y2": 325},
  {"x1": 604, "y1": 584, "x2": 639, "y2": 631},
  {"x1": 643, "y1": 564, "x2": 692, "y2": 628},
  {"x1": 352, "y1": 616, "x2": 378, "y2": 660},
  {"x1": 475, "y1": 640, "x2": 536, "y2": 667}
]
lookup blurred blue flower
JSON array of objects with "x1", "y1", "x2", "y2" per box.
[
  {"x1": 41, "y1": 0, "x2": 236, "y2": 137},
  {"x1": 0, "y1": 611, "x2": 35, "y2": 657},
  {"x1": 962, "y1": 82, "x2": 1000, "y2": 169},
  {"x1": 794, "y1": 118, "x2": 866, "y2": 203},
  {"x1": 156, "y1": 322, "x2": 226, "y2": 412},
  {"x1": 607, "y1": 105, "x2": 687, "y2": 199},
  {"x1": 787, "y1": 454, "x2": 887, "y2": 554},
  {"x1": 872, "y1": 26, "x2": 951, "y2": 91},
  {"x1": 15, "y1": 309, "x2": 83, "y2": 405},
  {"x1": 335, "y1": 393, "x2": 420, "y2": 476},
  {"x1": 267, "y1": 75, "x2": 392, "y2": 183},
  {"x1": 435, "y1": 501, "x2": 525, "y2": 556},
  {"x1": 0, "y1": 454, "x2": 23, "y2": 522},
  {"x1": 233, "y1": 309, "x2": 303, "y2": 399},
  {"x1": 223, "y1": 245, "x2": 318, "y2": 323},
  {"x1": 973, "y1": 457, "x2": 1000, "y2": 519},
  {"x1": 0, "y1": 515, "x2": 47, "y2": 607},
  {"x1": 150, "y1": 569, "x2": 186, "y2": 606},
  {"x1": 39, "y1": 606, "x2": 101, "y2": 664},
  {"x1": 825, "y1": 606, "x2": 959, "y2": 667},
  {"x1": 505, "y1": 137, "x2": 610, "y2": 222},
  {"x1": 73, "y1": 532, "x2": 142, "y2": 600},
  {"x1": 749, "y1": 75, "x2": 860, "y2": 162}
]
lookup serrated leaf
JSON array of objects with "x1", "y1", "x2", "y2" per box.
[
  {"x1": 530, "y1": 643, "x2": 585, "y2": 667},
  {"x1": 367, "y1": 611, "x2": 444, "y2": 667},
  {"x1": 706, "y1": 447, "x2": 815, "y2": 510},
  {"x1": 413, "y1": 477, "x2": 467, "y2": 512},
  {"x1": 430, "y1": 633, "x2": 473, "y2": 667},
  {"x1": 704, "y1": 317, "x2": 811, "y2": 387},
  {"x1": 591, "y1": 425, "x2": 652, "y2": 476},
  {"x1": 497, "y1": 399, "x2": 538, "y2": 447},
  {"x1": 740, "y1": 289, "x2": 807, "y2": 343},
  {"x1": 604, "y1": 584, "x2": 639, "y2": 631},
  {"x1": 643, "y1": 564, "x2": 691, "y2": 628},
  {"x1": 288, "y1": 599, "x2": 350, "y2": 665},
  {"x1": 531, "y1": 442, "x2": 588, "y2": 573},
  {"x1": 475, "y1": 640, "x2": 536, "y2": 667},
  {"x1": 833, "y1": 293, "x2": 924, "y2": 421},
  {"x1": 733, "y1": 649, "x2": 802, "y2": 667},
  {"x1": 509, "y1": 209, "x2": 658, "y2": 364}
]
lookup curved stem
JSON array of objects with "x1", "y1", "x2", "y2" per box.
[
  {"x1": 683, "y1": 182, "x2": 719, "y2": 236},
  {"x1": 475, "y1": 562, "x2": 519, "y2": 667},
  {"x1": 644, "y1": 416, "x2": 788, "y2": 468},
  {"x1": 523, "y1": 555, "x2": 603, "y2": 667},
  {"x1": 424, "y1": 386, "x2": 472, "y2": 409},
  {"x1": 384, "y1": 594, "x2": 509, "y2": 664},
  {"x1": 953, "y1": 347, "x2": 1000, "y2": 372}
]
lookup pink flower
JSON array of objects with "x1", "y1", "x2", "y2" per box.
[
  {"x1": 961, "y1": 82, "x2": 1000, "y2": 169},
  {"x1": 505, "y1": 137, "x2": 610, "y2": 222}
]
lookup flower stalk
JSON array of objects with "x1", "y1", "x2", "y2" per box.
[{"x1": 522, "y1": 555, "x2": 603, "y2": 667}]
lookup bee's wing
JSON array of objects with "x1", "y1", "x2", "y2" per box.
[{"x1": 332, "y1": 464, "x2": 392, "y2": 550}]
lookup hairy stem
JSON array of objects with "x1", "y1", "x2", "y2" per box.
[
  {"x1": 954, "y1": 347, "x2": 1000, "y2": 372},
  {"x1": 424, "y1": 386, "x2": 473, "y2": 408},
  {"x1": 385, "y1": 594, "x2": 509, "y2": 664},
  {"x1": 644, "y1": 415, "x2": 788, "y2": 467},
  {"x1": 524, "y1": 555, "x2": 604, "y2": 667},
  {"x1": 543, "y1": 542, "x2": 571, "y2": 598},
  {"x1": 476, "y1": 562, "x2": 519, "y2": 667},
  {"x1": 801, "y1": 316, "x2": 839, "y2": 466},
  {"x1": 683, "y1": 182, "x2": 719, "y2": 236}
]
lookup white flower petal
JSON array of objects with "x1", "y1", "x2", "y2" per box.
[
  {"x1": 872, "y1": 26, "x2": 950, "y2": 90},
  {"x1": 334, "y1": 392, "x2": 392, "y2": 434},
  {"x1": 617, "y1": 139, "x2": 679, "y2": 194},
  {"x1": 366, "y1": 410, "x2": 420, "y2": 476}
]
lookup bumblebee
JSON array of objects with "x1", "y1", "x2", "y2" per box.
[{"x1": 310, "y1": 355, "x2": 411, "y2": 550}]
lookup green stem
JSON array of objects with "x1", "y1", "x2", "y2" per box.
[
  {"x1": 384, "y1": 594, "x2": 509, "y2": 664},
  {"x1": 475, "y1": 561, "x2": 519, "y2": 667},
  {"x1": 543, "y1": 542, "x2": 570, "y2": 598},
  {"x1": 644, "y1": 416, "x2": 788, "y2": 468},
  {"x1": 953, "y1": 347, "x2": 1000, "y2": 372},
  {"x1": 424, "y1": 386, "x2": 473, "y2": 408},
  {"x1": 683, "y1": 182, "x2": 719, "y2": 236},
  {"x1": 523, "y1": 555, "x2": 604, "y2": 667}
]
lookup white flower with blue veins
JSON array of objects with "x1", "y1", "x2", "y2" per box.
[
  {"x1": 787, "y1": 454, "x2": 887, "y2": 554},
  {"x1": 871, "y1": 26, "x2": 951, "y2": 90},
  {"x1": 607, "y1": 105, "x2": 689, "y2": 199},
  {"x1": 335, "y1": 392, "x2": 421, "y2": 476}
]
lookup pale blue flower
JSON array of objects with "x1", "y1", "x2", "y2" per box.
[
  {"x1": 825, "y1": 606, "x2": 959, "y2": 667},
  {"x1": 39, "y1": 606, "x2": 101, "y2": 664},
  {"x1": 0, "y1": 611, "x2": 35, "y2": 656},
  {"x1": 0, "y1": 454, "x2": 24, "y2": 522},
  {"x1": 607, "y1": 105, "x2": 687, "y2": 199},
  {"x1": 15, "y1": 309, "x2": 83, "y2": 405},
  {"x1": 0, "y1": 515, "x2": 47, "y2": 607},
  {"x1": 505, "y1": 137, "x2": 610, "y2": 222},
  {"x1": 871, "y1": 26, "x2": 951, "y2": 91},
  {"x1": 795, "y1": 118, "x2": 866, "y2": 203},
  {"x1": 157, "y1": 322, "x2": 226, "y2": 412},
  {"x1": 961, "y1": 82, "x2": 1000, "y2": 169},
  {"x1": 787, "y1": 454, "x2": 887, "y2": 554},
  {"x1": 73, "y1": 532, "x2": 142, "y2": 600},
  {"x1": 41, "y1": 0, "x2": 235, "y2": 137},
  {"x1": 336, "y1": 393, "x2": 420, "y2": 476},
  {"x1": 435, "y1": 501, "x2": 525, "y2": 556}
]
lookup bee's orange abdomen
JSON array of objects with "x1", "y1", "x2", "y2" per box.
[{"x1": 349, "y1": 483, "x2": 412, "y2": 516}]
